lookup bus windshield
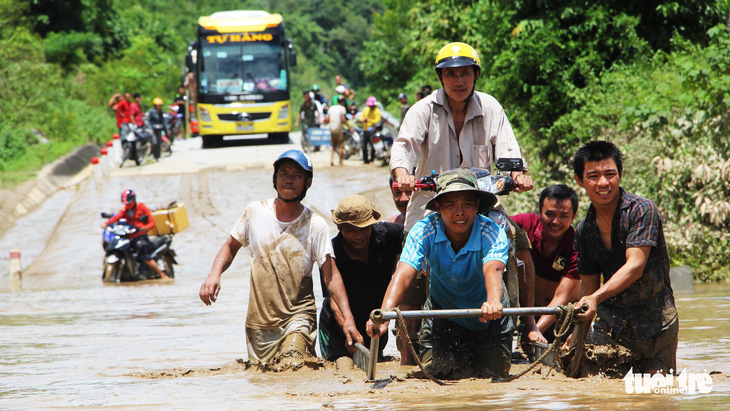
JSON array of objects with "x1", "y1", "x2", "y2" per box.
[{"x1": 199, "y1": 41, "x2": 287, "y2": 94}]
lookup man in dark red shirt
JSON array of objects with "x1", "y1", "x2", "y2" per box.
[
  {"x1": 512, "y1": 184, "x2": 580, "y2": 342},
  {"x1": 102, "y1": 189, "x2": 171, "y2": 280},
  {"x1": 130, "y1": 93, "x2": 145, "y2": 127}
]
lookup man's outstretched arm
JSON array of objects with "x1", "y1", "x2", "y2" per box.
[{"x1": 199, "y1": 236, "x2": 242, "y2": 306}]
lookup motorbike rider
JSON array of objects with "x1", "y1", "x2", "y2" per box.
[
  {"x1": 173, "y1": 86, "x2": 187, "y2": 139},
  {"x1": 389, "y1": 42, "x2": 542, "y2": 362},
  {"x1": 146, "y1": 97, "x2": 169, "y2": 162},
  {"x1": 359, "y1": 96, "x2": 382, "y2": 164},
  {"x1": 311, "y1": 84, "x2": 328, "y2": 109},
  {"x1": 101, "y1": 189, "x2": 171, "y2": 280},
  {"x1": 294, "y1": 91, "x2": 322, "y2": 152},
  {"x1": 330, "y1": 85, "x2": 352, "y2": 108}
]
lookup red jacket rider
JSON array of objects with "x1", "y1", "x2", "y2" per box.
[{"x1": 104, "y1": 190, "x2": 155, "y2": 239}]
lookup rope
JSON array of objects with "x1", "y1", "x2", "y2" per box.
[
  {"x1": 566, "y1": 314, "x2": 591, "y2": 378},
  {"x1": 393, "y1": 307, "x2": 446, "y2": 385},
  {"x1": 500, "y1": 302, "x2": 578, "y2": 382}
]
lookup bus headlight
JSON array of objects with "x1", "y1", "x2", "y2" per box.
[
  {"x1": 278, "y1": 104, "x2": 289, "y2": 120},
  {"x1": 199, "y1": 107, "x2": 211, "y2": 122}
]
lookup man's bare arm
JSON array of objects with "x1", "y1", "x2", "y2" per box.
[
  {"x1": 577, "y1": 246, "x2": 649, "y2": 321},
  {"x1": 481, "y1": 260, "x2": 505, "y2": 321},
  {"x1": 322, "y1": 255, "x2": 363, "y2": 347},
  {"x1": 199, "y1": 236, "x2": 242, "y2": 305},
  {"x1": 366, "y1": 262, "x2": 418, "y2": 338},
  {"x1": 536, "y1": 276, "x2": 581, "y2": 332}
]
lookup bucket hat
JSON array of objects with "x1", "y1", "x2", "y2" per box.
[
  {"x1": 424, "y1": 168, "x2": 497, "y2": 213},
  {"x1": 332, "y1": 195, "x2": 381, "y2": 228}
]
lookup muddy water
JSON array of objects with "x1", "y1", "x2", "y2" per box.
[{"x1": 1, "y1": 140, "x2": 729, "y2": 409}]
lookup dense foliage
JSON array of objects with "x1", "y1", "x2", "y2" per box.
[
  {"x1": 362, "y1": 0, "x2": 730, "y2": 280},
  {"x1": 0, "y1": 0, "x2": 380, "y2": 186}
]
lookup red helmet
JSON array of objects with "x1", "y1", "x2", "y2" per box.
[{"x1": 121, "y1": 189, "x2": 136, "y2": 205}]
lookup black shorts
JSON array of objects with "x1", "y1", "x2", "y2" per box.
[{"x1": 419, "y1": 298, "x2": 513, "y2": 378}]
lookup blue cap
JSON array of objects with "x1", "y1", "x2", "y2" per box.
[{"x1": 273, "y1": 149, "x2": 313, "y2": 176}]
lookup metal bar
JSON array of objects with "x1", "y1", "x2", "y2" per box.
[
  {"x1": 366, "y1": 335, "x2": 379, "y2": 381},
  {"x1": 370, "y1": 306, "x2": 566, "y2": 324}
]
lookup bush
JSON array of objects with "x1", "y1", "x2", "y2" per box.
[{"x1": 44, "y1": 31, "x2": 104, "y2": 67}]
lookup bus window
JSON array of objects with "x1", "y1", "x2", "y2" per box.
[{"x1": 200, "y1": 41, "x2": 287, "y2": 94}]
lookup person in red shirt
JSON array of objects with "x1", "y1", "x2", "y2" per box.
[
  {"x1": 101, "y1": 189, "x2": 171, "y2": 280},
  {"x1": 512, "y1": 184, "x2": 580, "y2": 343},
  {"x1": 108, "y1": 92, "x2": 132, "y2": 135},
  {"x1": 130, "y1": 93, "x2": 145, "y2": 127}
]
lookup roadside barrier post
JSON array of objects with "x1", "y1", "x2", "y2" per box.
[
  {"x1": 91, "y1": 157, "x2": 101, "y2": 188},
  {"x1": 106, "y1": 141, "x2": 116, "y2": 167},
  {"x1": 9, "y1": 249, "x2": 21, "y2": 291},
  {"x1": 100, "y1": 148, "x2": 110, "y2": 177},
  {"x1": 112, "y1": 133, "x2": 122, "y2": 165}
]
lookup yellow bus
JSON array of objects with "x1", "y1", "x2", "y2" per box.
[{"x1": 189, "y1": 11, "x2": 297, "y2": 148}]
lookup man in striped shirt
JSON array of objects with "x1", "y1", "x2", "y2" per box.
[{"x1": 368, "y1": 168, "x2": 514, "y2": 379}]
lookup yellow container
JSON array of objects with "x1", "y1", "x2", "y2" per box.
[{"x1": 150, "y1": 202, "x2": 189, "y2": 236}]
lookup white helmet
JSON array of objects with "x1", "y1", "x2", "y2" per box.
[{"x1": 335, "y1": 85, "x2": 346, "y2": 95}]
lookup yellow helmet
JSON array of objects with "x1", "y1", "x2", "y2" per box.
[
  {"x1": 435, "y1": 42, "x2": 481, "y2": 71},
  {"x1": 153, "y1": 97, "x2": 163, "y2": 105}
]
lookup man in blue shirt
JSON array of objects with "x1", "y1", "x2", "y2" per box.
[{"x1": 368, "y1": 168, "x2": 513, "y2": 379}]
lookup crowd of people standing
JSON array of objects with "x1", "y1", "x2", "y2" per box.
[{"x1": 108, "y1": 88, "x2": 187, "y2": 162}]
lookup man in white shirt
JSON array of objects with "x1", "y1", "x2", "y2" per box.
[
  {"x1": 326, "y1": 96, "x2": 352, "y2": 166},
  {"x1": 199, "y1": 150, "x2": 361, "y2": 369}
]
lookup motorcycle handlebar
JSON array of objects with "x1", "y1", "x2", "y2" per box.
[
  {"x1": 392, "y1": 172, "x2": 515, "y2": 196},
  {"x1": 391, "y1": 182, "x2": 434, "y2": 191}
]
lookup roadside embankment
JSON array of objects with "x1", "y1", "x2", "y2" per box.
[{"x1": 0, "y1": 144, "x2": 98, "y2": 237}]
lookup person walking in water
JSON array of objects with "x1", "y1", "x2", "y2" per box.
[{"x1": 199, "y1": 150, "x2": 361, "y2": 370}]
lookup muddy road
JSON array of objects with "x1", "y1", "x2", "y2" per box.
[{"x1": 1, "y1": 135, "x2": 729, "y2": 409}]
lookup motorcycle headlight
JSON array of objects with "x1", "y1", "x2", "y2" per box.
[
  {"x1": 278, "y1": 104, "x2": 289, "y2": 120},
  {"x1": 199, "y1": 107, "x2": 211, "y2": 122}
]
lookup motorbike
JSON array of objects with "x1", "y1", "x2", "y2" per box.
[
  {"x1": 343, "y1": 125, "x2": 362, "y2": 160},
  {"x1": 370, "y1": 120, "x2": 394, "y2": 166},
  {"x1": 100, "y1": 212, "x2": 177, "y2": 282},
  {"x1": 406, "y1": 158, "x2": 523, "y2": 196},
  {"x1": 166, "y1": 105, "x2": 182, "y2": 140},
  {"x1": 151, "y1": 118, "x2": 173, "y2": 157},
  {"x1": 120, "y1": 124, "x2": 152, "y2": 167},
  {"x1": 396, "y1": 158, "x2": 529, "y2": 346}
]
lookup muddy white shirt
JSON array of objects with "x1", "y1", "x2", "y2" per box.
[
  {"x1": 231, "y1": 198, "x2": 333, "y2": 330},
  {"x1": 390, "y1": 89, "x2": 526, "y2": 231}
]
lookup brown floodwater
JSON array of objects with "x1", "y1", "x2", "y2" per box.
[{"x1": 1, "y1": 142, "x2": 728, "y2": 409}]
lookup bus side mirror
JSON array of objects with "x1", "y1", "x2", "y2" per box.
[{"x1": 287, "y1": 38, "x2": 297, "y2": 67}]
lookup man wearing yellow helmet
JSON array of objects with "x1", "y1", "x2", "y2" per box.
[
  {"x1": 389, "y1": 42, "x2": 543, "y2": 364},
  {"x1": 146, "y1": 97, "x2": 169, "y2": 162}
]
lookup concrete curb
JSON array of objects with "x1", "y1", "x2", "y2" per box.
[{"x1": 0, "y1": 144, "x2": 99, "y2": 236}]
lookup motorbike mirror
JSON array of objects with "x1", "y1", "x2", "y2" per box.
[
  {"x1": 101, "y1": 212, "x2": 113, "y2": 218},
  {"x1": 140, "y1": 215, "x2": 149, "y2": 223},
  {"x1": 495, "y1": 158, "x2": 524, "y2": 172}
]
